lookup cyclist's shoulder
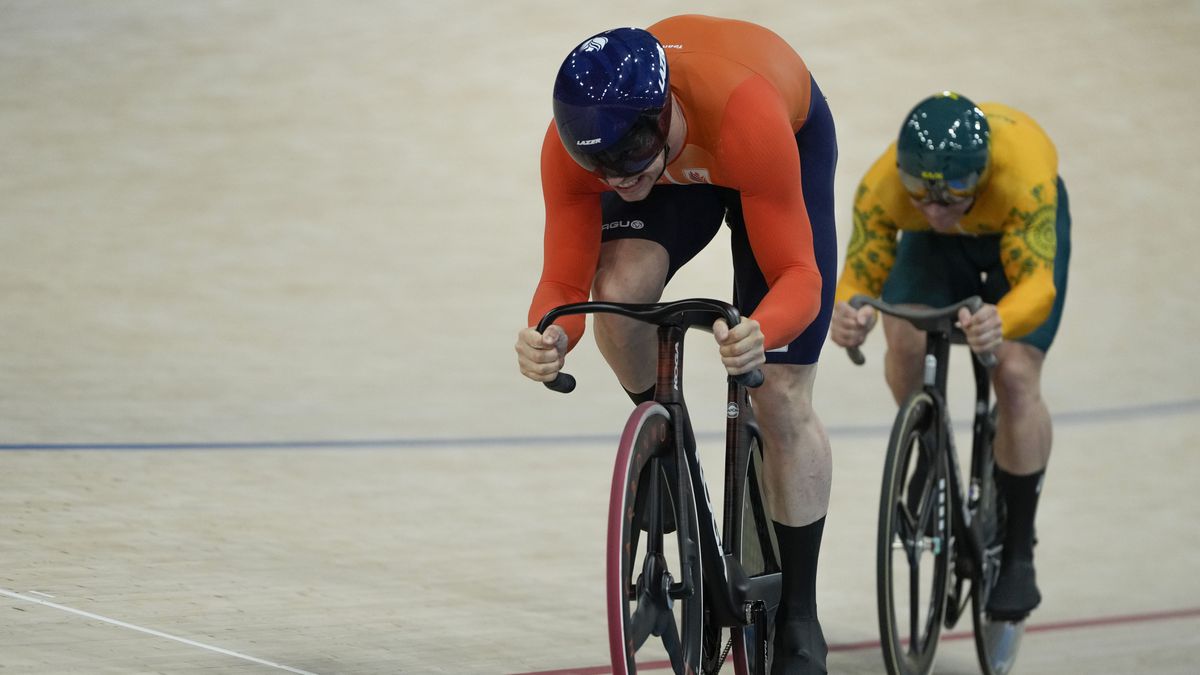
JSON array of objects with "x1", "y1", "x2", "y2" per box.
[
  {"x1": 651, "y1": 15, "x2": 808, "y2": 113},
  {"x1": 853, "y1": 144, "x2": 923, "y2": 228},
  {"x1": 649, "y1": 14, "x2": 797, "y2": 54},
  {"x1": 981, "y1": 103, "x2": 1058, "y2": 173},
  {"x1": 969, "y1": 102, "x2": 1059, "y2": 220},
  {"x1": 979, "y1": 102, "x2": 1049, "y2": 138}
]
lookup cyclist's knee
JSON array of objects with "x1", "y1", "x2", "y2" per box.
[
  {"x1": 593, "y1": 240, "x2": 668, "y2": 303},
  {"x1": 992, "y1": 343, "x2": 1045, "y2": 407},
  {"x1": 756, "y1": 364, "x2": 818, "y2": 427}
]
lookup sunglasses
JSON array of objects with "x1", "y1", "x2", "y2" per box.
[{"x1": 899, "y1": 170, "x2": 981, "y2": 205}]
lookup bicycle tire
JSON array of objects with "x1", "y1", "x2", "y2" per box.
[
  {"x1": 972, "y1": 405, "x2": 1025, "y2": 675},
  {"x1": 877, "y1": 392, "x2": 952, "y2": 675},
  {"x1": 608, "y1": 402, "x2": 703, "y2": 675}
]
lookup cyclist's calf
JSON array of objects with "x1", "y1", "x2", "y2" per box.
[
  {"x1": 990, "y1": 342, "x2": 1052, "y2": 474},
  {"x1": 753, "y1": 363, "x2": 831, "y2": 527}
]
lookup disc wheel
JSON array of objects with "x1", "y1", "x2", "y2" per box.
[
  {"x1": 608, "y1": 403, "x2": 703, "y2": 675},
  {"x1": 877, "y1": 392, "x2": 951, "y2": 675}
]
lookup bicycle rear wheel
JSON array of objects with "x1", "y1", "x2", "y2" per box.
[
  {"x1": 877, "y1": 392, "x2": 951, "y2": 675},
  {"x1": 972, "y1": 406, "x2": 1025, "y2": 675},
  {"x1": 608, "y1": 403, "x2": 702, "y2": 675}
]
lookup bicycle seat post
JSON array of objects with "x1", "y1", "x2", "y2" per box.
[{"x1": 925, "y1": 327, "x2": 954, "y2": 397}]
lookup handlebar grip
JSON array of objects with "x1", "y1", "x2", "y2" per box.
[
  {"x1": 543, "y1": 373, "x2": 576, "y2": 394},
  {"x1": 846, "y1": 296, "x2": 872, "y2": 365},
  {"x1": 734, "y1": 369, "x2": 764, "y2": 389},
  {"x1": 978, "y1": 352, "x2": 998, "y2": 369}
]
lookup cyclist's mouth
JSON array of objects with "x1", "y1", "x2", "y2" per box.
[{"x1": 612, "y1": 174, "x2": 648, "y2": 193}]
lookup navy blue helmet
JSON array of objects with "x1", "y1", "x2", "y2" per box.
[{"x1": 552, "y1": 27, "x2": 672, "y2": 177}]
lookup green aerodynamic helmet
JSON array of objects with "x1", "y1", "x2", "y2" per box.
[{"x1": 896, "y1": 92, "x2": 990, "y2": 204}]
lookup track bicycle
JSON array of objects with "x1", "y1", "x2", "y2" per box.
[
  {"x1": 537, "y1": 298, "x2": 780, "y2": 675},
  {"x1": 845, "y1": 295, "x2": 1024, "y2": 675}
]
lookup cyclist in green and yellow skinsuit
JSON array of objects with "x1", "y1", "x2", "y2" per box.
[{"x1": 830, "y1": 92, "x2": 1071, "y2": 621}]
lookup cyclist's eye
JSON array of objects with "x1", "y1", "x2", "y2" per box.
[{"x1": 944, "y1": 172, "x2": 981, "y2": 196}]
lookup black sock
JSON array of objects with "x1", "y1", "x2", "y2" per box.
[
  {"x1": 773, "y1": 517, "x2": 825, "y2": 622},
  {"x1": 996, "y1": 468, "x2": 1044, "y2": 562},
  {"x1": 624, "y1": 385, "x2": 656, "y2": 405}
]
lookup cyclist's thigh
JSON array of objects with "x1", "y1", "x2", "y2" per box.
[
  {"x1": 729, "y1": 76, "x2": 839, "y2": 366},
  {"x1": 1005, "y1": 176, "x2": 1072, "y2": 353},
  {"x1": 600, "y1": 183, "x2": 727, "y2": 285}
]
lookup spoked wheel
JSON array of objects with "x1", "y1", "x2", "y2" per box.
[
  {"x1": 971, "y1": 407, "x2": 1024, "y2": 675},
  {"x1": 702, "y1": 432, "x2": 779, "y2": 675},
  {"x1": 877, "y1": 392, "x2": 951, "y2": 675},
  {"x1": 608, "y1": 403, "x2": 702, "y2": 675}
]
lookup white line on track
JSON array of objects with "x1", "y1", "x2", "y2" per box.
[{"x1": 0, "y1": 587, "x2": 322, "y2": 675}]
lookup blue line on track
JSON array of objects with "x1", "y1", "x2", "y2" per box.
[{"x1": 1, "y1": 397, "x2": 1196, "y2": 452}]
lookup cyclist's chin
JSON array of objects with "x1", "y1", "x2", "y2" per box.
[{"x1": 927, "y1": 219, "x2": 961, "y2": 234}]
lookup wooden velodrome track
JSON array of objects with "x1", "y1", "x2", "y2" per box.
[{"x1": 2, "y1": 1, "x2": 1197, "y2": 673}]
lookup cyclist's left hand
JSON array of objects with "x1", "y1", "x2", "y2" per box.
[
  {"x1": 713, "y1": 317, "x2": 766, "y2": 375},
  {"x1": 957, "y1": 304, "x2": 1003, "y2": 355}
]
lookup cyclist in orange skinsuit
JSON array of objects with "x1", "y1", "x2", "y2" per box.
[{"x1": 516, "y1": 15, "x2": 837, "y2": 673}]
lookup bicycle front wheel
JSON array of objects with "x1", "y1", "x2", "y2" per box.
[
  {"x1": 607, "y1": 403, "x2": 703, "y2": 675},
  {"x1": 877, "y1": 392, "x2": 951, "y2": 675}
]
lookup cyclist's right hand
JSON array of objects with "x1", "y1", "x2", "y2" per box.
[
  {"x1": 829, "y1": 300, "x2": 877, "y2": 348},
  {"x1": 515, "y1": 325, "x2": 568, "y2": 383}
]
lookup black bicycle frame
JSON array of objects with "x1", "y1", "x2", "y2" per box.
[
  {"x1": 536, "y1": 298, "x2": 778, "y2": 630},
  {"x1": 919, "y1": 323, "x2": 992, "y2": 578},
  {"x1": 848, "y1": 294, "x2": 997, "y2": 578},
  {"x1": 653, "y1": 324, "x2": 781, "y2": 629}
]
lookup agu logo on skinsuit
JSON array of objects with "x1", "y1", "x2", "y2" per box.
[
  {"x1": 684, "y1": 168, "x2": 711, "y2": 184},
  {"x1": 602, "y1": 219, "x2": 646, "y2": 231}
]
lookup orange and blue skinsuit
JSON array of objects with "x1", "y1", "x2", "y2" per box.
[{"x1": 529, "y1": 15, "x2": 838, "y2": 363}]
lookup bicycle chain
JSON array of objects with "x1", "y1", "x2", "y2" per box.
[{"x1": 704, "y1": 634, "x2": 734, "y2": 675}]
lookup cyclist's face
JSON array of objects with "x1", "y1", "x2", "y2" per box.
[
  {"x1": 604, "y1": 144, "x2": 668, "y2": 202},
  {"x1": 913, "y1": 196, "x2": 974, "y2": 234}
]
